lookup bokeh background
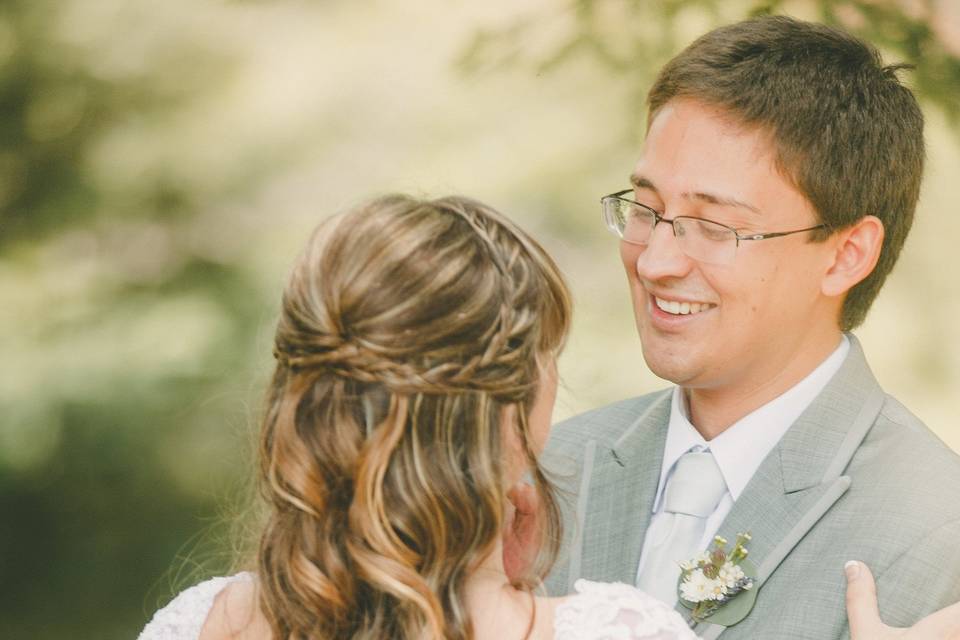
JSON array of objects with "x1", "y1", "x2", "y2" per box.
[{"x1": 2, "y1": 0, "x2": 959, "y2": 637}]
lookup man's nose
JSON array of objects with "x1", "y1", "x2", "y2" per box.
[{"x1": 633, "y1": 219, "x2": 695, "y2": 281}]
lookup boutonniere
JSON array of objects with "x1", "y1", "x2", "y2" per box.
[{"x1": 678, "y1": 533, "x2": 758, "y2": 626}]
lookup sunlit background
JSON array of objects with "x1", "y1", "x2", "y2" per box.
[{"x1": 2, "y1": 0, "x2": 959, "y2": 637}]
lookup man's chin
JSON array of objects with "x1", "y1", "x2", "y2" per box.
[{"x1": 639, "y1": 343, "x2": 699, "y2": 386}]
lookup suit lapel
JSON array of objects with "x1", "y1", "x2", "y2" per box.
[
  {"x1": 691, "y1": 335, "x2": 886, "y2": 637},
  {"x1": 572, "y1": 390, "x2": 672, "y2": 588}
]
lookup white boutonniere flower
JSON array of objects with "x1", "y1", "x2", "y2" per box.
[{"x1": 678, "y1": 533, "x2": 758, "y2": 625}]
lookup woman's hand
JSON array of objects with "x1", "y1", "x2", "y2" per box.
[{"x1": 846, "y1": 560, "x2": 960, "y2": 639}]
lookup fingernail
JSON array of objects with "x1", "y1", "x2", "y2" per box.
[{"x1": 844, "y1": 560, "x2": 860, "y2": 580}]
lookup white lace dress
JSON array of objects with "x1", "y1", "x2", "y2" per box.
[
  {"x1": 554, "y1": 580, "x2": 699, "y2": 640},
  {"x1": 138, "y1": 575, "x2": 699, "y2": 640}
]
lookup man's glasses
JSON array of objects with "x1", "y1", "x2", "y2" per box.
[{"x1": 601, "y1": 189, "x2": 827, "y2": 265}]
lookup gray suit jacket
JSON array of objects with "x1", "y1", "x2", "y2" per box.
[{"x1": 542, "y1": 336, "x2": 960, "y2": 639}]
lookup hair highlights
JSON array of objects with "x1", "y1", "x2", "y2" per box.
[{"x1": 257, "y1": 195, "x2": 571, "y2": 638}]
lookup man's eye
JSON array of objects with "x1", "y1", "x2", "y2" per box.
[{"x1": 696, "y1": 220, "x2": 733, "y2": 241}]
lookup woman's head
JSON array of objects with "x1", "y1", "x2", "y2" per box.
[{"x1": 257, "y1": 194, "x2": 571, "y2": 639}]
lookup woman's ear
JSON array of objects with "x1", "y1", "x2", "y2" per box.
[{"x1": 822, "y1": 215, "x2": 884, "y2": 298}]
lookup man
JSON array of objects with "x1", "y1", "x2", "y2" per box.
[{"x1": 540, "y1": 15, "x2": 960, "y2": 640}]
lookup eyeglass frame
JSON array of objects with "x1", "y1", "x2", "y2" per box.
[{"x1": 602, "y1": 188, "x2": 828, "y2": 256}]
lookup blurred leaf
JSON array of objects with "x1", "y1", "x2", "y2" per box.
[{"x1": 458, "y1": 0, "x2": 960, "y2": 131}]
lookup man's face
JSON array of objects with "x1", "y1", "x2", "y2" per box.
[{"x1": 624, "y1": 99, "x2": 838, "y2": 392}]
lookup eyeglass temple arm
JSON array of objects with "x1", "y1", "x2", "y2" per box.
[{"x1": 739, "y1": 224, "x2": 827, "y2": 242}]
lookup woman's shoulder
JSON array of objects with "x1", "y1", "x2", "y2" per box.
[
  {"x1": 137, "y1": 572, "x2": 265, "y2": 640},
  {"x1": 552, "y1": 579, "x2": 699, "y2": 640}
]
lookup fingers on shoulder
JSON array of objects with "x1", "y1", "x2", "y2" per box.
[{"x1": 845, "y1": 561, "x2": 883, "y2": 637}]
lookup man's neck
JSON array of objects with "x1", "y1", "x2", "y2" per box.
[{"x1": 686, "y1": 333, "x2": 845, "y2": 440}]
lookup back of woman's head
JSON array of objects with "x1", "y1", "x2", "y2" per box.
[{"x1": 258, "y1": 194, "x2": 572, "y2": 639}]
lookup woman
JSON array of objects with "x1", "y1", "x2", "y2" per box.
[{"x1": 139, "y1": 195, "x2": 959, "y2": 639}]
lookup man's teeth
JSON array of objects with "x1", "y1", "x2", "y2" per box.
[{"x1": 654, "y1": 297, "x2": 713, "y2": 315}]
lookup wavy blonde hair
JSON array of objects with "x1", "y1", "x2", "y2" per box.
[{"x1": 257, "y1": 194, "x2": 572, "y2": 639}]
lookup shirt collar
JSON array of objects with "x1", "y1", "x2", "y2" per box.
[{"x1": 651, "y1": 335, "x2": 851, "y2": 512}]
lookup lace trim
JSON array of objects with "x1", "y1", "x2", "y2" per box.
[
  {"x1": 137, "y1": 573, "x2": 253, "y2": 640},
  {"x1": 138, "y1": 574, "x2": 697, "y2": 640},
  {"x1": 553, "y1": 579, "x2": 699, "y2": 640}
]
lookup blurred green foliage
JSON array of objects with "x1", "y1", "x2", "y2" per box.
[
  {"x1": 1, "y1": 1, "x2": 957, "y2": 638},
  {"x1": 460, "y1": 0, "x2": 960, "y2": 130},
  {"x1": 0, "y1": 1, "x2": 263, "y2": 637}
]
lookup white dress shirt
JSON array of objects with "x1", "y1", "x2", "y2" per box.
[{"x1": 636, "y1": 335, "x2": 851, "y2": 584}]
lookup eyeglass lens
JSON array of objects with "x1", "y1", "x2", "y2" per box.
[{"x1": 606, "y1": 197, "x2": 737, "y2": 265}]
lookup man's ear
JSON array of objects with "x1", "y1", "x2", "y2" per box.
[{"x1": 822, "y1": 215, "x2": 884, "y2": 297}]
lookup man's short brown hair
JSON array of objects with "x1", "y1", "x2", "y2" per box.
[{"x1": 647, "y1": 15, "x2": 924, "y2": 330}]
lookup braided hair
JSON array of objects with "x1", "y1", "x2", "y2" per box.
[{"x1": 257, "y1": 194, "x2": 572, "y2": 639}]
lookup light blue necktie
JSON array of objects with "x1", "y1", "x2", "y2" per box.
[{"x1": 636, "y1": 450, "x2": 727, "y2": 605}]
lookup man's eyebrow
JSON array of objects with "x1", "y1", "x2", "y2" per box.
[
  {"x1": 629, "y1": 173, "x2": 760, "y2": 215},
  {"x1": 689, "y1": 191, "x2": 761, "y2": 215},
  {"x1": 629, "y1": 174, "x2": 655, "y2": 191}
]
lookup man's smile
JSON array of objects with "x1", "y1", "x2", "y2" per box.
[{"x1": 652, "y1": 295, "x2": 717, "y2": 316}]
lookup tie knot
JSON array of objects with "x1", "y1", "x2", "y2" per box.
[{"x1": 663, "y1": 450, "x2": 727, "y2": 518}]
